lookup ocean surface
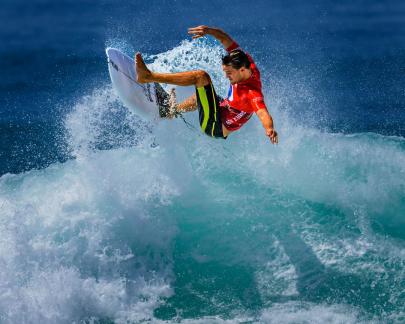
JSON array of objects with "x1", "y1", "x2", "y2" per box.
[{"x1": 1, "y1": 0, "x2": 404, "y2": 323}]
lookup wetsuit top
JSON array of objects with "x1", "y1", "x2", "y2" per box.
[{"x1": 220, "y1": 42, "x2": 267, "y2": 131}]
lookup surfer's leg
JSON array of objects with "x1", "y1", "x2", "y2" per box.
[
  {"x1": 195, "y1": 84, "x2": 227, "y2": 139},
  {"x1": 136, "y1": 53, "x2": 211, "y2": 87},
  {"x1": 176, "y1": 94, "x2": 197, "y2": 113}
]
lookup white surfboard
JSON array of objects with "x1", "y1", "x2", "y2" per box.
[{"x1": 106, "y1": 47, "x2": 194, "y2": 120}]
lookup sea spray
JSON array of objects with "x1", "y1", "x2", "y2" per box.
[{"x1": 0, "y1": 39, "x2": 404, "y2": 323}]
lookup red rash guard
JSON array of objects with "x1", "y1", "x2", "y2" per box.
[{"x1": 220, "y1": 42, "x2": 267, "y2": 131}]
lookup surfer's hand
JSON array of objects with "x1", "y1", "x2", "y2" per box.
[
  {"x1": 266, "y1": 128, "x2": 278, "y2": 144},
  {"x1": 188, "y1": 25, "x2": 210, "y2": 39},
  {"x1": 256, "y1": 108, "x2": 277, "y2": 144}
]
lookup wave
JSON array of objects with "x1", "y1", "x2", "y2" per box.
[{"x1": 0, "y1": 39, "x2": 404, "y2": 323}]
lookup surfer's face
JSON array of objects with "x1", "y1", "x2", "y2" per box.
[{"x1": 222, "y1": 65, "x2": 249, "y2": 84}]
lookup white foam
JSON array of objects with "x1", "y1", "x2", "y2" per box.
[
  {"x1": 0, "y1": 145, "x2": 184, "y2": 322},
  {"x1": 1, "y1": 38, "x2": 404, "y2": 323},
  {"x1": 160, "y1": 302, "x2": 372, "y2": 323},
  {"x1": 258, "y1": 302, "x2": 373, "y2": 324}
]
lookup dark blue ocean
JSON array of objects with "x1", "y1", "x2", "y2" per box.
[{"x1": 1, "y1": 0, "x2": 404, "y2": 323}]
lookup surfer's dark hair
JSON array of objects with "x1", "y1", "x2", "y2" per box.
[{"x1": 222, "y1": 49, "x2": 251, "y2": 69}]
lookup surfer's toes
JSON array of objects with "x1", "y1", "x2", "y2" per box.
[{"x1": 135, "y1": 53, "x2": 151, "y2": 83}]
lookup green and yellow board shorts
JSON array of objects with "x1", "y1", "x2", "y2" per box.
[{"x1": 196, "y1": 84, "x2": 226, "y2": 139}]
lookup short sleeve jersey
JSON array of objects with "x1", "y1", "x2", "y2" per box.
[{"x1": 220, "y1": 42, "x2": 267, "y2": 131}]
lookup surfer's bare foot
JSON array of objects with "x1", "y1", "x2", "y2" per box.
[{"x1": 135, "y1": 53, "x2": 152, "y2": 83}]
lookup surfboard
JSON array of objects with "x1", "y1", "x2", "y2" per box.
[{"x1": 106, "y1": 47, "x2": 194, "y2": 120}]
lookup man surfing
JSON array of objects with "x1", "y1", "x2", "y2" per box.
[{"x1": 135, "y1": 25, "x2": 278, "y2": 144}]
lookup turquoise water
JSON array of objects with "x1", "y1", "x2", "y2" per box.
[{"x1": 1, "y1": 40, "x2": 404, "y2": 323}]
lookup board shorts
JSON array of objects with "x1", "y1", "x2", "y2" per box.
[{"x1": 195, "y1": 84, "x2": 226, "y2": 139}]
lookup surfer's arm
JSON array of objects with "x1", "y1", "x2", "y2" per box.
[
  {"x1": 256, "y1": 108, "x2": 278, "y2": 144},
  {"x1": 188, "y1": 26, "x2": 235, "y2": 49}
]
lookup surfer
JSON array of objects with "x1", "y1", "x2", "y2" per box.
[{"x1": 135, "y1": 25, "x2": 278, "y2": 144}]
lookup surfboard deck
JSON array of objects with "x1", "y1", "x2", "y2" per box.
[{"x1": 106, "y1": 48, "x2": 194, "y2": 121}]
